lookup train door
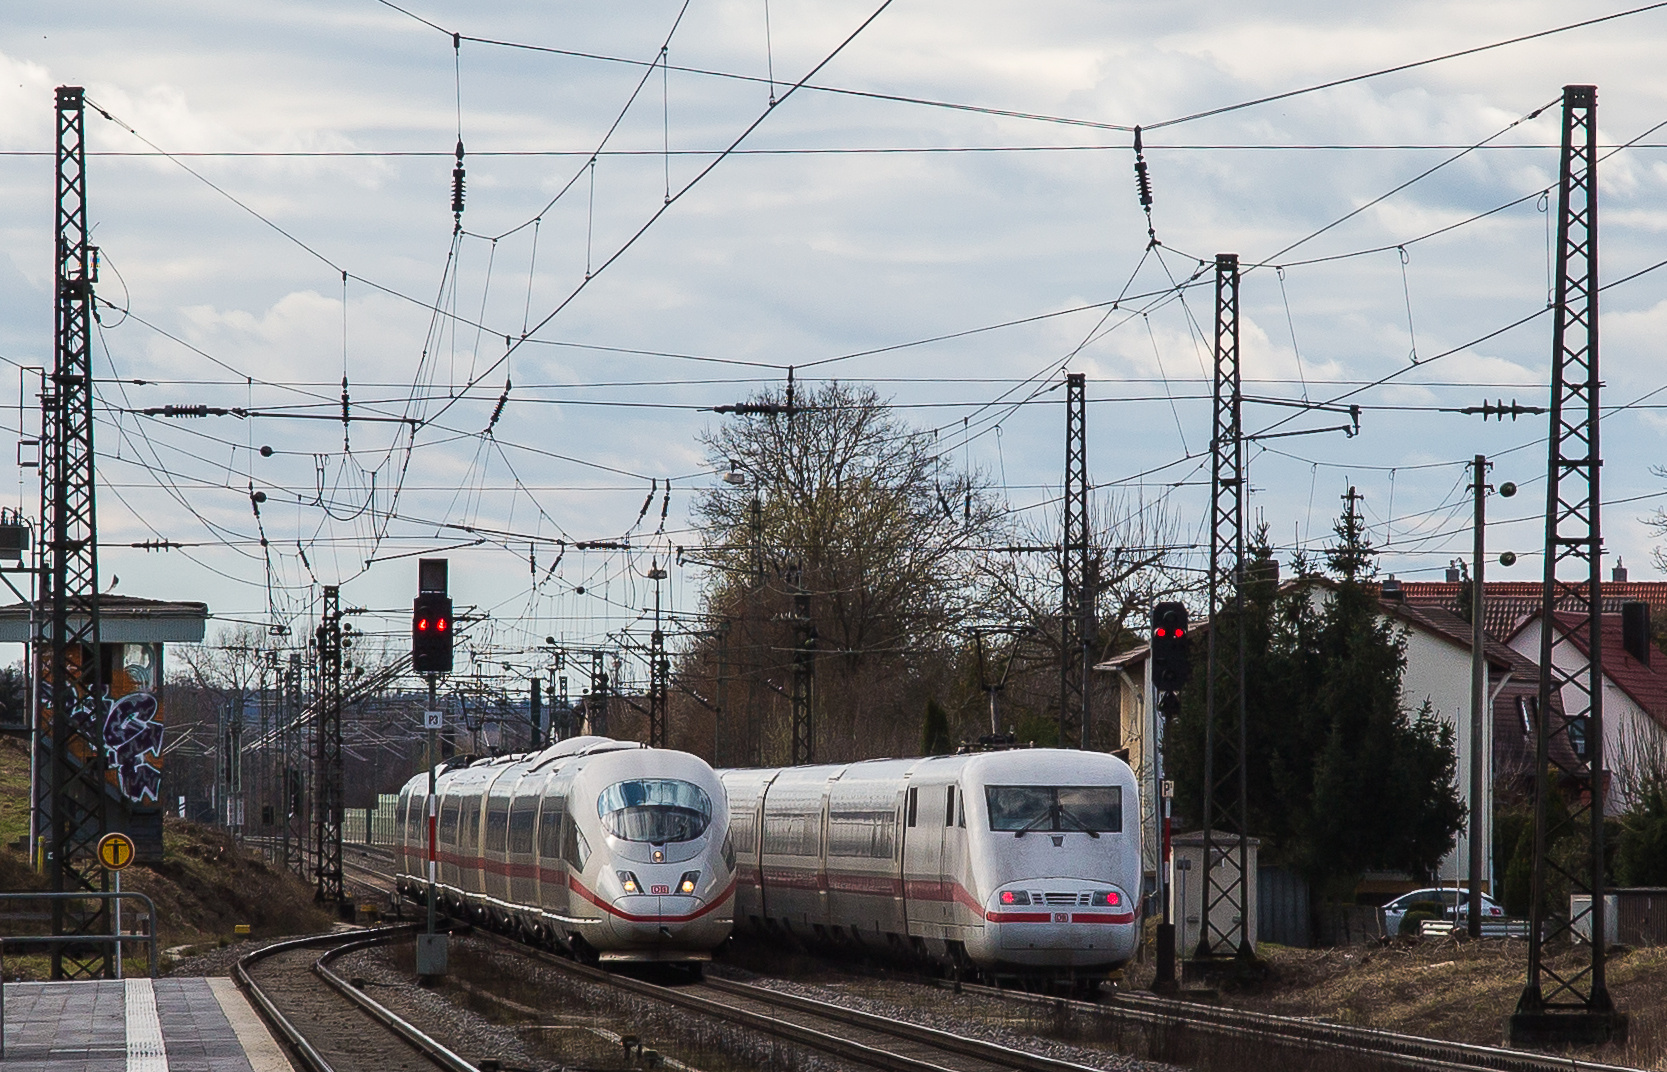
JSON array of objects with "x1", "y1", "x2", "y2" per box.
[
  {"x1": 939, "y1": 782, "x2": 968, "y2": 928},
  {"x1": 902, "y1": 776, "x2": 946, "y2": 927}
]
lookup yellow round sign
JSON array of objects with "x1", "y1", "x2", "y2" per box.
[{"x1": 97, "y1": 832, "x2": 135, "y2": 871}]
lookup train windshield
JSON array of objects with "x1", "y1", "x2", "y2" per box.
[
  {"x1": 985, "y1": 785, "x2": 1121, "y2": 835},
  {"x1": 597, "y1": 779, "x2": 713, "y2": 842}
]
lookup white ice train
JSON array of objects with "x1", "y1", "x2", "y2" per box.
[
  {"x1": 722, "y1": 748, "x2": 1140, "y2": 978},
  {"x1": 395, "y1": 736, "x2": 735, "y2": 964}
]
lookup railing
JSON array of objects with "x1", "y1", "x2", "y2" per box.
[
  {"x1": 0, "y1": 890, "x2": 161, "y2": 1059},
  {"x1": 0, "y1": 891, "x2": 161, "y2": 976}
]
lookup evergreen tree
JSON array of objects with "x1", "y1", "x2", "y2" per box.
[
  {"x1": 1170, "y1": 491, "x2": 1465, "y2": 901},
  {"x1": 921, "y1": 699, "x2": 953, "y2": 755}
]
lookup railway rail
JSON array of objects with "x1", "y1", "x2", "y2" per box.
[
  {"x1": 236, "y1": 926, "x2": 478, "y2": 1072},
  {"x1": 940, "y1": 978, "x2": 1643, "y2": 1072},
  {"x1": 275, "y1": 856, "x2": 1645, "y2": 1072},
  {"x1": 472, "y1": 929, "x2": 1112, "y2": 1072}
]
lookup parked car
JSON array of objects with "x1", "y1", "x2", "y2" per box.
[{"x1": 1380, "y1": 888, "x2": 1505, "y2": 936}]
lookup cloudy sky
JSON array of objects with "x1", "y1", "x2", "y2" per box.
[{"x1": 3, "y1": 1, "x2": 1667, "y2": 682}]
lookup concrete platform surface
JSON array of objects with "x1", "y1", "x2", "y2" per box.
[{"x1": 2, "y1": 977, "x2": 294, "y2": 1072}]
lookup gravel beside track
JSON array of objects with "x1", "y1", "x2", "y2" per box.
[
  {"x1": 702, "y1": 964, "x2": 1174, "y2": 1072},
  {"x1": 242, "y1": 939, "x2": 444, "y2": 1072}
]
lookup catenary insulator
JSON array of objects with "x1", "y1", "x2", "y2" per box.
[{"x1": 1135, "y1": 159, "x2": 1153, "y2": 209}]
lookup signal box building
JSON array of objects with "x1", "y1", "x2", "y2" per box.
[{"x1": 0, "y1": 595, "x2": 209, "y2": 861}]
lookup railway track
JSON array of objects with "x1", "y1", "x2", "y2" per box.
[
  {"x1": 323, "y1": 858, "x2": 1644, "y2": 1072},
  {"x1": 938, "y1": 978, "x2": 1644, "y2": 1072},
  {"x1": 471, "y1": 929, "x2": 1126, "y2": 1072},
  {"x1": 237, "y1": 927, "x2": 477, "y2": 1072}
]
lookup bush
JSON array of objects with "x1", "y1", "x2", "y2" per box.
[{"x1": 1400, "y1": 909, "x2": 1439, "y2": 936}]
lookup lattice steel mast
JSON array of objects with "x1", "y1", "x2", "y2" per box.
[
  {"x1": 1510, "y1": 83, "x2": 1626, "y2": 1048},
  {"x1": 39, "y1": 84, "x2": 110, "y2": 980},
  {"x1": 1197, "y1": 252, "x2": 1252, "y2": 962},
  {"x1": 1060, "y1": 372, "x2": 1090, "y2": 748},
  {"x1": 282, "y1": 652, "x2": 306, "y2": 878},
  {"x1": 313, "y1": 585, "x2": 344, "y2": 906}
]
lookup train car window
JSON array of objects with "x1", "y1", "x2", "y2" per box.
[
  {"x1": 828, "y1": 810, "x2": 895, "y2": 859},
  {"x1": 486, "y1": 797, "x2": 510, "y2": 853},
  {"x1": 440, "y1": 798, "x2": 460, "y2": 844},
  {"x1": 958, "y1": 791, "x2": 966, "y2": 828},
  {"x1": 730, "y1": 806, "x2": 756, "y2": 854},
  {"x1": 462, "y1": 797, "x2": 481, "y2": 851},
  {"x1": 763, "y1": 811, "x2": 821, "y2": 856},
  {"x1": 985, "y1": 785, "x2": 1121, "y2": 834},
  {"x1": 596, "y1": 779, "x2": 712, "y2": 842},
  {"x1": 509, "y1": 795, "x2": 537, "y2": 855},
  {"x1": 561, "y1": 820, "x2": 589, "y2": 869},
  {"x1": 538, "y1": 794, "x2": 566, "y2": 859},
  {"x1": 945, "y1": 786, "x2": 955, "y2": 827},
  {"x1": 905, "y1": 786, "x2": 918, "y2": 828}
]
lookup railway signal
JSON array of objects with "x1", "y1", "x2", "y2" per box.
[
  {"x1": 1150, "y1": 602, "x2": 1191, "y2": 692},
  {"x1": 414, "y1": 557, "x2": 451, "y2": 978},
  {"x1": 412, "y1": 559, "x2": 453, "y2": 675}
]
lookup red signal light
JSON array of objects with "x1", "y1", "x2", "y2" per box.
[
  {"x1": 416, "y1": 618, "x2": 429, "y2": 631},
  {"x1": 437, "y1": 617, "x2": 448, "y2": 632},
  {"x1": 1154, "y1": 627, "x2": 1166, "y2": 637},
  {"x1": 1174, "y1": 628, "x2": 1184, "y2": 638}
]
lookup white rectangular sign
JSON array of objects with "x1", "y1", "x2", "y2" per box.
[{"x1": 423, "y1": 709, "x2": 443, "y2": 730}]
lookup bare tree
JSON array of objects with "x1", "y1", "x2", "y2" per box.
[{"x1": 677, "y1": 382, "x2": 1005, "y2": 763}]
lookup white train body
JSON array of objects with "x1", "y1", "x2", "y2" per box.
[
  {"x1": 723, "y1": 749, "x2": 1140, "y2": 974},
  {"x1": 396, "y1": 736, "x2": 734, "y2": 963}
]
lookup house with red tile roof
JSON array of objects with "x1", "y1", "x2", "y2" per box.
[{"x1": 1505, "y1": 607, "x2": 1667, "y2": 812}]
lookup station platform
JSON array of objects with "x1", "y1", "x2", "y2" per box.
[{"x1": 2, "y1": 977, "x2": 293, "y2": 1072}]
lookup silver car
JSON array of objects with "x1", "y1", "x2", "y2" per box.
[{"x1": 1380, "y1": 887, "x2": 1505, "y2": 936}]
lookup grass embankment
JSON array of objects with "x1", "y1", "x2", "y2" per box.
[
  {"x1": 0, "y1": 734, "x2": 335, "y2": 977},
  {"x1": 1122, "y1": 936, "x2": 1667, "y2": 1069}
]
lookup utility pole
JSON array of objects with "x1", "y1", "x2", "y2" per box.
[
  {"x1": 1198, "y1": 252, "x2": 1253, "y2": 966},
  {"x1": 1510, "y1": 84, "x2": 1626, "y2": 1048},
  {"x1": 1468, "y1": 455, "x2": 1488, "y2": 939},
  {"x1": 588, "y1": 652, "x2": 609, "y2": 736},
  {"x1": 648, "y1": 560, "x2": 669, "y2": 748},
  {"x1": 40, "y1": 85, "x2": 110, "y2": 980},
  {"x1": 1060, "y1": 372, "x2": 1090, "y2": 748},
  {"x1": 313, "y1": 585, "x2": 344, "y2": 909},
  {"x1": 529, "y1": 676, "x2": 542, "y2": 750},
  {"x1": 789, "y1": 563, "x2": 815, "y2": 765},
  {"x1": 714, "y1": 619, "x2": 730, "y2": 766}
]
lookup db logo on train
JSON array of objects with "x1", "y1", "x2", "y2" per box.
[{"x1": 1054, "y1": 912, "x2": 1068, "y2": 923}]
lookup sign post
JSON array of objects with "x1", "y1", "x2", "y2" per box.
[{"x1": 97, "y1": 833, "x2": 135, "y2": 979}]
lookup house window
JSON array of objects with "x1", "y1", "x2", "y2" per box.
[{"x1": 1566, "y1": 717, "x2": 1589, "y2": 761}]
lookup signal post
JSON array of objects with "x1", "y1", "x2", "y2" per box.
[
  {"x1": 1148, "y1": 602, "x2": 1190, "y2": 993},
  {"x1": 413, "y1": 559, "x2": 453, "y2": 979}
]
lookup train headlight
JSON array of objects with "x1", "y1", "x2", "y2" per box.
[
  {"x1": 617, "y1": 870, "x2": 641, "y2": 894},
  {"x1": 1091, "y1": 890, "x2": 1121, "y2": 907},
  {"x1": 679, "y1": 870, "x2": 700, "y2": 895},
  {"x1": 999, "y1": 890, "x2": 1031, "y2": 905}
]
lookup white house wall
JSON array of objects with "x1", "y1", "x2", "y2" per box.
[
  {"x1": 1507, "y1": 619, "x2": 1666, "y2": 813},
  {"x1": 1398, "y1": 624, "x2": 1493, "y2": 890}
]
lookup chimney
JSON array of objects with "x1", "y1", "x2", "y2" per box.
[
  {"x1": 1613, "y1": 558, "x2": 1629, "y2": 584},
  {"x1": 1622, "y1": 601, "x2": 1650, "y2": 665},
  {"x1": 1445, "y1": 563, "x2": 1462, "y2": 584},
  {"x1": 1381, "y1": 575, "x2": 1403, "y2": 602}
]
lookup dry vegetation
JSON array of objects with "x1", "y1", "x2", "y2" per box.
[
  {"x1": 1121, "y1": 936, "x2": 1667, "y2": 1069},
  {"x1": 0, "y1": 734, "x2": 335, "y2": 977}
]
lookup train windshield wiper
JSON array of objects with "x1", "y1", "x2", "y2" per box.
[
  {"x1": 1013, "y1": 808, "x2": 1055, "y2": 838},
  {"x1": 1056, "y1": 807, "x2": 1101, "y2": 839}
]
